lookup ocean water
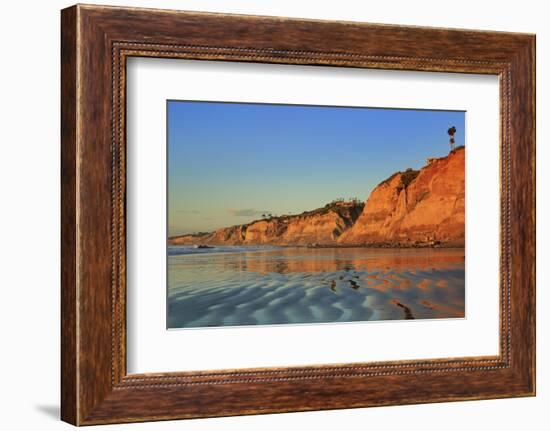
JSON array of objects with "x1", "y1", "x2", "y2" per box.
[{"x1": 167, "y1": 246, "x2": 465, "y2": 329}]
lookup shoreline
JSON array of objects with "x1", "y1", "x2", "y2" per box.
[
  {"x1": 168, "y1": 242, "x2": 465, "y2": 250},
  {"x1": 304, "y1": 241, "x2": 464, "y2": 249}
]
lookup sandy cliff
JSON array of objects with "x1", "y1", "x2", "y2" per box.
[
  {"x1": 169, "y1": 201, "x2": 364, "y2": 246},
  {"x1": 338, "y1": 146, "x2": 465, "y2": 246},
  {"x1": 169, "y1": 147, "x2": 465, "y2": 247}
]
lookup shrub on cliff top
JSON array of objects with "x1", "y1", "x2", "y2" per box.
[
  {"x1": 401, "y1": 168, "x2": 420, "y2": 188},
  {"x1": 377, "y1": 168, "x2": 419, "y2": 190}
]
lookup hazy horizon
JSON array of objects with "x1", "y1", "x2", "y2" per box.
[{"x1": 168, "y1": 101, "x2": 465, "y2": 236}]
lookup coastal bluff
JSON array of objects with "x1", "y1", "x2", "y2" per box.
[
  {"x1": 338, "y1": 146, "x2": 465, "y2": 246},
  {"x1": 169, "y1": 146, "x2": 465, "y2": 247},
  {"x1": 169, "y1": 201, "x2": 364, "y2": 246}
]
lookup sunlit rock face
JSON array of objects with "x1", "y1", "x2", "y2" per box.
[
  {"x1": 169, "y1": 147, "x2": 465, "y2": 247},
  {"x1": 338, "y1": 147, "x2": 465, "y2": 246},
  {"x1": 169, "y1": 201, "x2": 364, "y2": 246}
]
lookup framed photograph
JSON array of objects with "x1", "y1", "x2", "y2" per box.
[{"x1": 61, "y1": 4, "x2": 535, "y2": 425}]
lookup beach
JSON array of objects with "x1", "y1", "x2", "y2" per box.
[{"x1": 167, "y1": 246, "x2": 465, "y2": 328}]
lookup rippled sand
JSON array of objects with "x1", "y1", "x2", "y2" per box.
[{"x1": 167, "y1": 247, "x2": 465, "y2": 328}]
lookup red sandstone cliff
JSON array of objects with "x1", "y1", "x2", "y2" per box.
[
  {"x1": 169, "y1": 147, "x2": 465, "y2": 247},
  {"x1": 338, "y1": 146, "x2": 465, "y2": 246}
]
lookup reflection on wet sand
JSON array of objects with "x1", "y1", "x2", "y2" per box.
[{"x1": 167, "y1": 247, "x2": 465, "y2": 328}]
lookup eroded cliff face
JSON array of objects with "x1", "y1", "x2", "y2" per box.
[
  {"x1": 338, "y1": 147, "x2": 465, "y2": 246},
  {"x1": 168, "y1": 202, "x2": 364, "y2": 246},
  {"x1": 169, "y1": 147, "x2": 465, "y2": 247}
]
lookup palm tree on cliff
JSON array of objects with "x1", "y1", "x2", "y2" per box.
[{"x1": 447, "y1": 126, "x2": 457, "y2": 152}]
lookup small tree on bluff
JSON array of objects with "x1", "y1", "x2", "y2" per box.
[{"x1": 447, "y1": 126, "x2": 457, "y2": 152}]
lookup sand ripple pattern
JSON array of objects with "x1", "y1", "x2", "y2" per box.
[{"x1": 167, "y1": 247, "x2": 465, "y2": 328}]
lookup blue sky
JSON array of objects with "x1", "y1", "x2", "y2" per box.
[{"x1": 168, "y1": 100, "x2": 465, "y2": 236}]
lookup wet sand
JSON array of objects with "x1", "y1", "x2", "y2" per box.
[{"x1": 167, "y1": 247, "x2": 465, "y2": 328}]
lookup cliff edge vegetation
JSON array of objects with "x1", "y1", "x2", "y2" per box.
[{"x1": 169, "y1": 146, "x2": 465, "y2": 247}]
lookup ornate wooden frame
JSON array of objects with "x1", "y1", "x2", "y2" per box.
[{"x1": 61, "y1": 4, "x2": 535, "y2": 425}]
